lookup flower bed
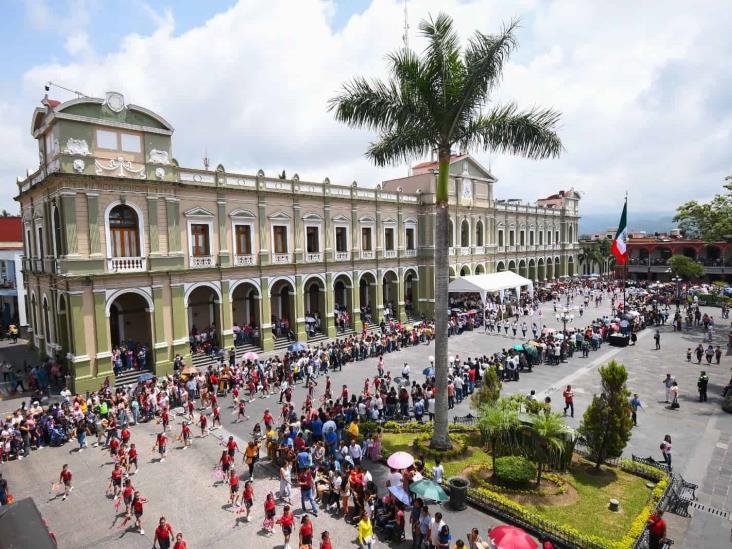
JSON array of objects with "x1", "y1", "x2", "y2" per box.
[
  {"x1": 469, "y1": 465, "x2": 568, "y2": 497},
  {"x1": 411, "y1": 433, "x2": 469, "y2": 460}
]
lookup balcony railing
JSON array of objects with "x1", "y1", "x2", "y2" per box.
[
  {"x1": 335, "y1": 251, "x2": 350, "y2": 261},
  {"x1": 449, "y1": 248, "x2": 455, "y2": 256},
  {"x1": 361, "y1": 250, "x2": 375, "y2": 260},
  {"x1": 272, "y1": 253, "x2": 291, "y2": 264},
  {"x1": 383, "y1": 249, "x2": 397, "y2": 259},
  {"x1": 108, "y1": 257, "x2": 147, "y2": 273},
  {"x1": 459, "y1": 247, "x2": 470, "y2": 256},
  {"x1": 306, "y1": 252, "x2": 322, "y2": 262},
  {"x1": 234, "y1": 254, "x2": 256, "y2": 266},
  {"x1": 190, "y1": 255, "x2": 215, "y2": 268},
  {"x1": 473, "y1": 246, "x2": 485, "y2": 255},
  {"x1": 403, "y1": 249, "x2": 417, "y2": 258}
]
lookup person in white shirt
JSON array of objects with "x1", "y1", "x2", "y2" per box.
[
  {"x1": 428, "y1": 396, "x2": 436, "y2": 421},
  {"x1": 387, "y1": 469, "x2": 402, "y2": 488},
  {"x1": 349, "y1": 440, "x2": 363, "y2": 465},
  {"x1": 432, "y1": 459, "x2": 444, "y2": 484},
  {"x1": 430, "y1": 512, "x2": 446, "y2": 548}
]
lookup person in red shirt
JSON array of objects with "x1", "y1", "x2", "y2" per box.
[
  {"x1": 199, "y1": 412, "x2": 208, "y2": 437},
  {"x1": 131, "y1": 491, "x2": 147, "y2": 535},
  {"x1": 226, "y1": 436, "x2": 239, "y2": 458},
  {"x1": 58, "y1": 464, "x2": 73, "y2": 500},
  {"x1": 647, "y1": 510, "x2": 667, "y2": 549},
  {"x1": 263, "y1": 409, "x2": 274, "y2": 430},
  {"x1": 120, "y1": 426, "x2": 131, "y2": 445},
  {"x1": 187, "y1": 399, "x2": 195, "y2": 421},
  {"x1": 319, "y1": 530, "x2": 332, "y2": 549},
  {"x1": 211, "y1": 403, "x2": 221, "y2": 430},
  {"x1": 299, "y1": 515, "x2": 314, "y2": 548},
  {"x1": 179, "y1": 422, "x2": 191, "y2": 449},
  {"x1": 218, "y1": 450, "x2": 232, "y2": 481},
  {"x1": 154, "y1": 432, "x2": 168, "y2": 462},
  {"x1": 172, "y1": 532, "x2": 187, "y2": 549},
  {"x1": 263, "y1": 492, "x2": 276, "y2": 533},
  {"x1": 122, "y1": 479, "x2": 135, "y2": 517},
  {"x1": 276, "y1": 504, "x2": 295, "y2": 548},
  {"x1": 108, "y1": 463, "x2": 124, "y2": 497},
  {"x1": 127, "y1": 443, "x2": 139, "y2": 475},
  {"x1": 153, "y1": 516, "x2": 174, "y2": 549},
  {"x1": 161, "y1": 408, "x2": 170, "y2": 432},
  {"x1": 228, "y1": 468, "x2": 240, "y2": 506},
  {"x1": 236, "y1": 400, "x2": 249, "y2": 423},
  {"x1": 237, "y1": 480, "x2": 255, "y2": 522},
  {"x1": 109, "y1": 434, "x2": 120, "y2": 459}
]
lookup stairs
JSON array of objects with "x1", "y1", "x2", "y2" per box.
[
  {"x1": 306, "y1": 333, "x2": 329, "y2": 346},
  {"x1": 191, "y1": 351, "x2": 219, "y2": 370},
  {"x1": 113, "y1": 367, "x2": 153, "y2": 388},
  {"x1": 272, "y1": 337, "x2": 291, "y2": 352},
  {"x1": 234, "y1": 342, "x2": 262, "y2": 361}
]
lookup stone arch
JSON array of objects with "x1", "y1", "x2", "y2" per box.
[
  {"x1": 518, "y1": 259, "x2": 528, "y2": 278},
  {"x1": 184, "y1": 282, "x2": 221, "y2": 307},
  {"x1": 403, "y1": 268, "x2": 419, "y2": 318},
  {"x1": 303, "y1": 275, "x2": 326, "y2": 337},
  {"x1": 108, "y1": 291, "x2": 154, "y2": 356},
  {"x1": 460, "y1": 264, "x2": 471, "y2": 276},
  {"x1": 270, "y1": 278, "x2": 296, "y2": 340},
  {"x1": 568, "y1": 256, "x2": 575, "y2": 277},
  {"x1": 449, "y1": 266, "x2": 457, "y2": 281},
  {"x1": 104, "y1": 200, "x2": 145, "y2": 259},
  {"x1": 537, "y1": 258, "x2": 545, "y2": 280},
  {"x1": 359, "y1": 271, "x2": 377, "y2": 322},
  {"x1": 528, "y1": 258, "x2": 536, "y2": 280},
  {"x1": 475, "y1": 263, "x2": 485, "y2": 274},
  {"x1": 508, "y1": 260, "x2": 516, "y2": 272},
  {"x1": 187, "y1": 285, "x2": 221, "y2": 343},
  {"x1": 496, "y1": 261, "x2": 506, "y2": 272},
  {"x1": 231, "y1": 281, "x2": 261, "y2": 339},
  {"x1": 106, "y1": 288, "x2": 154, "y2": 316},
  {"x1": 382, "y1": 270, "x2": 399, "y2": 317}
]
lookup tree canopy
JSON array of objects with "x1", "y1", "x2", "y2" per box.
[
  {"x1": 673, "y1": 180, "x2": 732, "y2": 241},
  {"x1": 668, "y1": 254, "x2": 704, "y2": 280}
]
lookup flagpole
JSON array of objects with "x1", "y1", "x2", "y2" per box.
[{"x1": 622, "y1": 192, "x2": 627, "y2": 316}]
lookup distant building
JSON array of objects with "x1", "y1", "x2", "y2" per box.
[
  {"x1": 623, "y1": 236, "x2": 730, "y2": 281},
  {"x1": 0, "y1": 216, "x2": 27, "y2": 331}
]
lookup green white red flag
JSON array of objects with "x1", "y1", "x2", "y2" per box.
[{"x1": 611, "y1": 200, "x2": 628, "y2": 264}]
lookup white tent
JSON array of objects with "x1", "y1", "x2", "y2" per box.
[{"x1": 448, "y1": 271, "x2": 534, "y2": 304}]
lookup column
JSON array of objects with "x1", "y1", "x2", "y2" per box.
[
  {"x1": 152, "y1": 286, "x2": 169, "y2": 372},
  {"x1": 293, "y1": 202, "x2": 302, "y2": 263},
  {"x1": 220, "y1": 280, "x2": 233, "y2": 349},
  {"x1": 87, "y1": 194, "x2": 101, "y2": 255},
  {"x1": 376, "y1": 269, "x2": 384, "y2": 322},
  {"x1": 147, "y1": 197, "x2": 159, "y2": 255},
  {"x1": 397, "y1": 273, "x2": 406, "y2": 322},
  {"x1": 170, "y1": 285, "x2": 189, "y2": 362},
  {"x1": 93, "y1": 290, "x2": 111, "y2": 378},
  {"x1": 258, "y1": 199, "x2": 269, "y2": 266},
  {"x1": 325, "y1": 272, "x2": 336, "y2": 338},
  {"x1": 60, "y1": 193, "x2": 78, "y2": 255},
  {"x1": 166, "y1": 199, "x2": 181, "y2": 253},
  {"x1": 260, "y1": 277, "x2": 273, "y2": 352},
  {"x1": 68, "y1": 293, "x2": 91, "y2": 382},
  {"x1": 351, "y1": 269, "x2": 361, "y2": 329},
  {"x1": 324, "y1": 202, "x2": 332, "y2": 261},
  {"x1": 294, "y1": 275, "x2": 307, "y2": 341},
  {"x1": 351, "y1": 206, "x2": 359, "y2": 258},
  {"x1": 217, "y1": 199, "x2": 229, "y2": 267}
]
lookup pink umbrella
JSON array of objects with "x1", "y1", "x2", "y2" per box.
[
  {"x1": 489, "y1": 525, "x2": 538, "y2": 549},
  {"x1": 542, "y1": 327, "x2": 555, "y2": 334},
  {"x1": 387, "y1": 451, "x2": 414, "y2": 470},
  {"x1": 242, "y1": 351, "x2": 259, "y2": 361}
]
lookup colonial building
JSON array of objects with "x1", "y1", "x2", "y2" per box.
[
  {"x1": 0, "y1": 216, "x2": 27, "y2": 330},
  {"x1": 16, "y1": 92, "x2": 580, "y2": 391},
  {"x1": 624, "y1": 237, "x2": 732, "y2": 281}
]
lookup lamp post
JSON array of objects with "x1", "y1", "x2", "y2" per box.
[
  {"x1": 671, "y1": 276, "x2": 682, "y2": 310},
  {"x1": 556, "y1": 308, "x2": 574, "y2": 333}
]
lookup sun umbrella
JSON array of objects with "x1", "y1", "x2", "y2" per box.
[
  {"x1": 522, "y1": 344, "x2": 538, "y2": 358},
  {"x1": 388, "y1": 485, "x2": 411, "y2": 506},
  {"x1": 242, "y1": 351, "x2": 259, "y2": 361},
  {"x1": 409, "y1": 479, "x2": 449, "y2": 502},
  {"x1": 422, "y1": 367, "x2": 435, "y2": 377},
  {"x1": 489, "y1": 525, "x2": 538, "y2": 549},
  {"x1": 554, "y1": 333, "x2": 565, "y2": 340},
  {"x1": 138, "y1": 372, "x2": 155, "y2": 383},
  {"x1": 287, "y1": 342, "x2": 307, "y2": 353},
  {"x1": 181, "y1": 365, "x2": 198, "y2": 376},
  {"x1": 542, "y1": 327, "x2": 555, "y2": 334},
  {"x1": 387, "y1": 451, "x2": 414, "y2": 470},
  {"x1": 512, "y1": 344, "x2": 524, "y2": 351}
]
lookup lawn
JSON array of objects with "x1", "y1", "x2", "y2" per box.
[{"x1": 381, "y1": 432, "x2": 655, "y2": 544}]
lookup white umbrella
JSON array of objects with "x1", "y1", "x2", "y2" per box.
[{"x1": 388, "y1": 485, "x2": 411, "y2": 506}]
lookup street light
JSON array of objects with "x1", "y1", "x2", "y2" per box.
[
  {"x1": 671, "y1": 276, "x2": 683, "y2": 310},
  {"x1": 555, "y1": 308, "x2": 574, "y2": 333}
]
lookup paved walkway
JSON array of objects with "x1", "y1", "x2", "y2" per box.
[{"x1": 2, "y1": 297, "x2": 731, "y2": 547}]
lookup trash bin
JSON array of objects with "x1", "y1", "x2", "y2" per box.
[{"x1": 448, "y1": 477, "x2": 468, "y2": 511}]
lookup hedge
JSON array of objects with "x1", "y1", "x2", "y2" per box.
[{"x1": 412, "y1": 433, "x2": 469, "y2": 460}]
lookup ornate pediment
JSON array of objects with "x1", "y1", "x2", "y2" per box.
[
  {"x1": 229, "y1": 208, "x2": 256, "y2": 220},
  {"x1": 184, "y1": 207, "x2": 215, "y2": 218},
  {"x1": 268, "y1": 211, "x2": 291, "y2": 221},
  {"x1": 302, "y1": 213, "x2": 323, "y2": 222},
  {"x1": 331, "y1": 215, "x2": 349, "y2": 223}
]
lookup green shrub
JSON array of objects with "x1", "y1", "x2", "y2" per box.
[
  {"x1": 494, "y1": 456, "x2": 537, "y2": 485},
  {"x1": 412, "y1": 433, "x2": 469, "y2": 460},
  {"x1": 723, "y1": 396, "x2": 732, "y2": 414}
]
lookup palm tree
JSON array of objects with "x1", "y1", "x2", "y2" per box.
[
  {"x1": 329, "y1": 13, "x2": 563, "y2": 449},
  {"x1": 531, "y1": 412, "x2": 566, "y2": 486},
  {"x1": 477, "y1": 401, "x2": 520, "y2": 473}
]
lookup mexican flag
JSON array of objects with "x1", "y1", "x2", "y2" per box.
[{"x1": 611, "y1": 200, "x2": 628, "y2": 264}]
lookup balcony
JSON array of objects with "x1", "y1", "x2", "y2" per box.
[
  {"x1": 190, "y1": 255, "x2": 215, "y2": 269},
  {"x1": 458, "y1": 247, "x2": 471, "y2": 256},
  {"x1": 306, "y1": 252, "x2": 323, "y2": 262},
  {"x1": 335, "y1": 251, "x2": 350, "y2": 261},
  {"x1": 108, "y1": 257, "x2": 147, "y2": 273},
  {"x1": 383, "y1": 249, "x2": 397, "y2": 259},
  {"x1": 403, "y1": 249, "x2": 417, "y2": 258},
  {"x1": 473, "y1": 246, "x2": 485, "y2": 255},
  {"x1": 449, "y1": 248, "x2": 455, "y2": 256},
  {"x1": 234, "y1": 254, "x2": 256, "y2": 267},
  {"x1": 360, "y1": 250, "x2": 375, "y2": 260},
  {"x1": 272, "y1": 253, "x2": 291, "y2": 264}
]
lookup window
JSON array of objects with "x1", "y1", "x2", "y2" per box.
[
  {"x1": 273, "y1": 226, "x2": 288, "y2": 254},
  {"x1": 335, "y1": 227, "x2": 348, "y2": 253},
  {"x1": 498, "y1": 230, "x2": 504, "y2": 247},
  {"x1": 37, "y1": 226, "x2": 44, "y2": 258},
  {"x1": 95, "y1": 129, "x2": 142, "y2": 153},
  {"x1": 361, "y1": 227, "x2": 373, "y2": 251},
  {"x1": 109, "y1": 205, "x2": 140, "y2": 257},
  {"x1": 475, "y1": 221, "x2": 484, "y2": 247},
  {"x1": 460, "y1": 220, "x2": 470, "y2": 247},
  {"x1": 509, "y1": 230, "x2": 515, "y2": 247},
  {"x1": 547, "y1": 231, "x2": 552, "y2": 245},
  {"x1": 25, "y1": 229, "x2": 32, "y2": 257},
  {"x1": 384, "y1": 227, "x2": 395, "y2": 251},
  {"x1": 53, "y1": 206, "x2": 63, "y2": 257},
  {"x1": 555, "y1": 231, "x2": 560, "y2": 244},
  {"x1": 406, "y1": 227, "x2": 416, "y2": 250},
  {"x1": 529, "y1": 231, "x2": 535, "y2": 246},
  {"x1": 190, "y1": 224, "x2": 210, "y2": 256},
  {"x1": 539, "y1": 231, "x2": 544, "y2": 245},
  {"x1": 234, "y1": 225, "x2": 252, "y2": 255},
  {"x1": 44, "y1": 132, "x2": 58, "y2": 161},
  {"x1": 520, "y1": 231, "x2": 525, "y2": 246},
  {"x1": 306, "y1": 226, "x2": 320, "y2": 253}
]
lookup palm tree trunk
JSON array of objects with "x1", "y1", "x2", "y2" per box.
[
  {"x1": 536, "y1": 461, "x2": 542, "y2": 485},
  {"x1": 430, "y1": 152, "x2": 452, "y2": 450}
]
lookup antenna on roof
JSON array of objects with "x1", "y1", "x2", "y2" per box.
[
  {"x1": 203, "y1": 149, "x2": 210, "y2": 171},
  {"x1": 44, "y1": 81, "x2": 90, "y2": 98},
  {"x1": 402, "y1": 0, "x2": 410, "y2": 49}
]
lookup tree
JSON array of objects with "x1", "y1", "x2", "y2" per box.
[
  {"x1": 668, "y1": 254, "x2": 704, "y2": 280},
  {"x1": 329, "y1": 14, "x2": 562, "y2": 449},
  {"x1": 579, "y1": 238, "x2": 613, "y2": 275},
  {"x1": 477, "y1": 399, "x2": 520, "y2": 472},
  {"x1": 530, "y1": 412, "x2": 566, "y2": 485},
  {"x1": 673, "y1": 180, "x2": 732, "y2": 241},
  {"x1": 578, "y1": 361, "x2": 634, "y2": 469},
  {"x1": 471, "y1": 366, "x2": 502, "y2": 408}
]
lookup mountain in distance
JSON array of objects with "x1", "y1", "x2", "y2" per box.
[{"x1": 579, "y1": 211, "x2": 676, "y2": 235}]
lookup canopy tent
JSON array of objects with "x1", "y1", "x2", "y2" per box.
[
  {"x1": 0, "y1": 498, "x2": 57, "y2": 549},
  {"x1": 448, "y1": 271, "x2": 534, "y2": 304}
]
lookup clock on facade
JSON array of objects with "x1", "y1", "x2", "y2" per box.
[{"x1": 462, "y1": 179, "x2": 473, "y2": 199}]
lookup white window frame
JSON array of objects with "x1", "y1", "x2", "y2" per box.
[
  {"x1": 104, "y1": 200, "x2": 146, "y2": 259},
  {"x1": 271, "y1": 223, "x2": 290, "y2": 255},
  {"x1": 360, "y1": 222, "x2": 375, "y2": 252},
  {"x1": 304, "y1": 222, "x2": 322, "y2": 254},
  {"x1": 334, "y1": 223, "x2": 350, "y2": 253},
  {"x1": 232, "y1": 221, "x2": 255, "y2": 255},
  {"x1": 187, "y1": 219, "x2": 214, "y2": 258},
  {"x1": 404, "y1": 222, "x2": 417, "y2": 251},
  {"x1": 382, "y1": 222, "x2": 397, "y2": 251}
]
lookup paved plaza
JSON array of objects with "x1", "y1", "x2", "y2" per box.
[{"x1": 1, "y1": 297, "x2": 731, "y2": 548}]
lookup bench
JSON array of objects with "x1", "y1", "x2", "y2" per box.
[{"x1": 632, "y1": 454, "x2": 671, "y2": 474}]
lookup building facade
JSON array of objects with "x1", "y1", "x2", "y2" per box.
[
  {"x1": 15, "y1": 92, "x2": 580, "y2": 391},
  {"x1": 0, "y1": 216, "x2": 27, "y2": 331},
  {"x1": 624, "y1": 237, "x2": 732, "y2": 281}
]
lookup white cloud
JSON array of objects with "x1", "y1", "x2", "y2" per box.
[
  {"x1": 64, "y1": 31, "x2": 90, "y2": 56},
  {"x1": 4, "y1": 0, "x2": 732, "y2": 216}
]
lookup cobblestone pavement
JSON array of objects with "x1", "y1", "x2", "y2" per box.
[{"x1": 1, "y1": 297, "x2": 731, "y2": 547}]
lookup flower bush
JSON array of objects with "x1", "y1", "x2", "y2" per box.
[
  {"x1": 494, "y1": 456, "x2": 536, "y2": 485},
  {"x1": 412, "y1": 433, "x2": 469, "y2": 460}
]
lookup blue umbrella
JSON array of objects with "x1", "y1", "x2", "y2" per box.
[
  {"x1": 138, "y1": 372, "x2": 155, "y2": 383},
  {"x1": 423, "y1": 367, "x2": 435, "y2": 377},
  {"x1": 287, "y1": 342, "x2": 307, "y2": 353}
]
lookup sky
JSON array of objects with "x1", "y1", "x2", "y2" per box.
[{"x1": 1, "y1": 0, "x2": 731, "y2": 216}]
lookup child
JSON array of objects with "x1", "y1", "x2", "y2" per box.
[
  {"x1": 263, "y1": 492, "x2": 276, "y2": 533},
  {"x1": 127, "y1": 443, "x2": 139, "y2": 475},
  {"x1": 319, "y1": 530, "x2": 332, "y2": 549},
  {"x1": 237, "y1": 480, "x2": 254, "y2": 522},
  {"x1": 59, "y1": 464, "x2": 73, "y2": 500},
  {"x1": 153, "y1": 431, "x2": 167, "y2": 462},
  {"x1": 686, "y1": 348, "x2": 692, "y2": 362}
]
